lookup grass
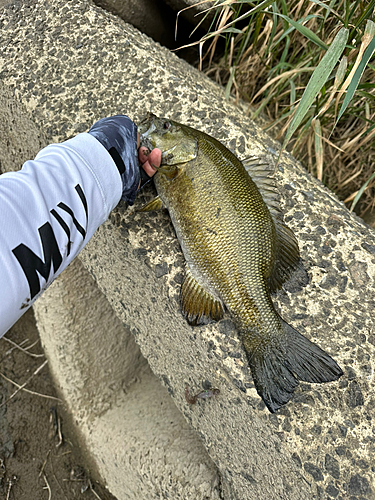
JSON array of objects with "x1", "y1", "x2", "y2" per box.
[{"x1": 178, "y1": 0, "x2": 375, "y2": 219}]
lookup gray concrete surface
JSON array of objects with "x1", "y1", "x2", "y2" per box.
[
  {"x1": 1, "y1": 1, "x2": 375, "y2": 499},
  {"x1": 35, "y1": 258, "x2": 222, "y2": 499}
]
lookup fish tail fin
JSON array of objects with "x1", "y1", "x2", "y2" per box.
[
  {"x1": 281, "y1": 319, "x2": 343, "y2": 384},
  {"x1": 245, "y1": 320, "x2": 343, "y2": 413}
]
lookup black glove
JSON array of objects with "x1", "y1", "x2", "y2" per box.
[{"x1": 88, "y1": 115, "x2": 140, "y2": 205}]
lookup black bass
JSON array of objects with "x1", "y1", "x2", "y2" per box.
[{"x1": 139, "y1": 114, "x2": 343, "y2": 412}]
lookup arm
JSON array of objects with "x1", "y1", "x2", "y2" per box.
[{"x1": 0, "y1": 116, "x2": 159, "y2": 336}]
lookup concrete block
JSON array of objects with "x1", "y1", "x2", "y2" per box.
[
  {"x1": 1, "y1": 1, "x2": 375, "y2": 498},
  {"x1": 34, "y1": 258, "x2": 221, "y2": 499}
]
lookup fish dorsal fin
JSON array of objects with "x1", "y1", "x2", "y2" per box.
[
  {"x1": 181, "y1": 269, "x2": 225, "y2": 326},
  {"x1": 242, "y1": 158, "x2": 301, "y2": 292},
  {"x1": 242, "y1": 157, "x2": 280, "y2": 217}
]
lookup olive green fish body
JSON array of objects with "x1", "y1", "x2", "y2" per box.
[
  {"x1": 156, "y1": 130, "x2": 276, "y2": 327},
  {"x1": 139, "y1": 115, "x2": 343, "y2": 412}
]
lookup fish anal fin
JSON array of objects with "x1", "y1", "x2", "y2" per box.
[
  {"x1": 268, "y1": 220, "x2": 302, "y2": 292},
  {"x1": 138, "y1": 196, "x2": 164, "y2": 212},
  {"x1": 181, "y1": 270, "x2": 224, "y2": 326}
]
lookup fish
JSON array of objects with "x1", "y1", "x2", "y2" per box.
[{"x1": 138, "y1": 113, "x2": 343, "y2": 413}]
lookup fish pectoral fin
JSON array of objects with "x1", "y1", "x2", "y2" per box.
[
  {"x1": 138, "y1": 196, "x2": 164, "y2": 212},
  {"x1": 268, "y1": 220, "x2": 304, "y2": 292},
  {"x1": 180, "y1": 270, "x2": 224, "y2": 326}
]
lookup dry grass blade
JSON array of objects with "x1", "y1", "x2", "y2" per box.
[
  {"x1": 345, "y1": 171, "x2": 375, "y2": 210},
  {"x1": 315, "y1": 56, "x2": 347, "y2": 120},
  {"x1": 43, "y1": 474, "x2": 52, "y2": 500},
  {"x1": 334, "y1": 21, "x2": 375, "y2": 128},
  {"x1": 313, "y1": 118, "x2": 324, "y2": 180},
  {"x1": 250, "y1": 67, "x2": 315, "y2": 104},
  {"x1": 0, "y1": 359, "x2": 48, "y2": 408},
  {"x1": 39, "y1": 450, "x2": 51, "y2": 478},
  {"x1": 341, "y1": 124, "x2": 375, "y2": 155},
  {"x1": 89, "y1": 479, "x2": 104, "y2": 500},
  {"x1": 175, "y1": 0, "x2": 215, "y2": 40},
  {"x1": 5, "y1": 476, "x2": 17, "y2": 500},
  {"x1": 341, "y1": 165, "x2": 363, "y2": 187},
  {"x1": 0, "y1": 370, "x2": 62, "y2": 402},
  {"x1": 2, "y1": 335, "x2": 45, "y2": 358}
]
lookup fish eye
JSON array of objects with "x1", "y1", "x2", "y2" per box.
[{"x1": 163, "y1": 121, "x2": 171, "y2": 130}]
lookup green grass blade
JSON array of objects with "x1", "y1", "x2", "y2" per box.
[
  {"x1": 225, "y1": 66, "x2": 236, "y2": 100},
  {"x1": 290, "y1": 79, "x2": 296, "y2": 108},
  {"x1": 273, "y1": 13, "x2": 328, "y2": 50},
  {"x1": 335, "y1": 34, "x2": 375, "y2": 126},
  {"x1": 326, "y1": 0, "x2": 340, "y2": 21},
  {"x1": 361, "y1": 121, "x2": 375, "y2": 138},
  {"x1": 268, "y1": 2, "x2": 280, "y2": 56},
  {"x1": 281, "y1": 27, "x2": 349, "y2": 152},
  {"x1": 358, "y1": 82, "x2": 375, "y2": 89},
  {"x1": 252, "y1": 11, "x2": 264, "y2": 48},
  {"x1": 275, "y1": 14, "x2": 321, "y2": 48},
  {"x1": 350, "y1": 170, "x2": 375, "y2": 212},
  {"x1": 357, "y1": 90, "x2": 375, "y2": 100},
  {"x1": 353, "y1": 0, "x2": 375, "y2": 30},
  {"x1": 235, "y1": 22, "x2": 254, "y2": 65},
  {"x1": 280, "y1": 35, "x2": 291, "y2": 64},
  {"x1": 309, "y1": 0, "x2": 345, "y2": 23},
  {"x1": 313, "y1": 118, "x2": 323, "y2": 180},
  {"x1": 348, "y1": 0, "x2": 363, "y2": 25}
]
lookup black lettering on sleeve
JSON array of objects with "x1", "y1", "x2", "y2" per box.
[
  {"x1": 50, "y1": 209, "x2": 72, "y2": 256},
  {"x1": 12, "y1": 222, "x2": 63, "y2": 299},
  {"x1": 75, "y1": 184, "x2": 88, "y2": 222},
  {"x1": 57, "y1": 202, "x2": 86, "y2": 239}
]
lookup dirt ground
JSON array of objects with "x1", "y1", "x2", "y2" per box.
[{"x1": 0, "y1": 310, "x2": 116, "y2": 500}]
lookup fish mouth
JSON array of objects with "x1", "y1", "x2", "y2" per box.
[
  {"x1": 161, "y1": 145, "x2": 179, "y2": 164},
  {"x1": 139, "y1": 135, "x2": 179, "y2": 168}
]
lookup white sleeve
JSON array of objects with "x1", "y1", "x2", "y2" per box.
[{"x1": 0, "y1": 132, "x2": 123, "y2": 336}]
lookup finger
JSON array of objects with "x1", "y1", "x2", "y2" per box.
[
  {"x1": 138, "y1": 145, "x2": 151, "y2": 165},
  {"x1": 143, "y1": 148, "x2": 161, "y2": 177}
]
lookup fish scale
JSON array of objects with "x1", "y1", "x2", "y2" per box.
[{"x1": 139, "y1": 114, "x2": 343, "y2": 412}]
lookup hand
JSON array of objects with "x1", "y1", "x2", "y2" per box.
[
  {"x1": 88, "y1": 115, "x2": 162, "y2": 205},
  {"x1": 137, "y1": 132, "x2": 161, "y2": 186}
]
